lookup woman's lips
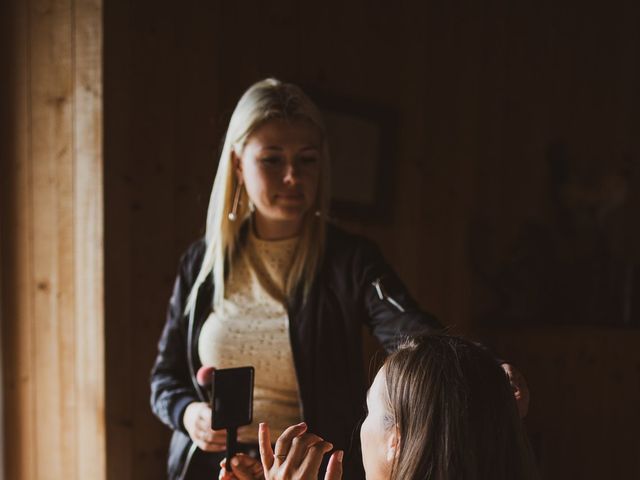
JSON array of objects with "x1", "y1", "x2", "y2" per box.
[{"x1": 277, "y1": 193, "x2": 304, "y2": 202}]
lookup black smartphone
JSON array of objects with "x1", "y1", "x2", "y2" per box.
[{"x1": 211, "y1": 366, "x2": 254, "y2": 430}]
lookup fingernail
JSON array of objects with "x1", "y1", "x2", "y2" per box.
[
  {"x1": 232, "y1": 457, "x2": 239, "y2": 466},
  {"x1": 337, "y1": 451, "x2": 344, "y2": 461},
  {"x1": 297, "y1": 421, "x2": 306, "y2": 427}
]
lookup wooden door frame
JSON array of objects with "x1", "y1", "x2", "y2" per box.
[{"x1": 0, "y1": 1, "x2": 105, "y2": 478}]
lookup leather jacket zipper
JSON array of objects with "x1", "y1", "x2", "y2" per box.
[{"x1": 372, "y1": 277, "x2": 406, "y2": 312}]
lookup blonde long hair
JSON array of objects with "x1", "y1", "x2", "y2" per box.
[{"x1": 186, "y1": 79, "x2": 330, "y2": 314}]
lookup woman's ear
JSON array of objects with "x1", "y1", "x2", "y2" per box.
[
  {"x1": 385, "y1": 426, "x2": 400, "y2": 464},
  {"x1": 232, "y1": 150, "x2": 243, "y2": 183}
]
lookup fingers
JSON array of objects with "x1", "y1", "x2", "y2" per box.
[
  {"x1": 239, "y1": 454, "x2": 264, "y2": 480},
  {"x1": 260, "y1": 423, "x2": 339, "y2": 480},
  {"x1": 195, "y1": 404, "x2": 213, "y2": 431},
  {"x1": 195, "y1": 427, "x2": 226, "y2": 450},
  {"x1": 196, "y1": 415, "x2": 210, "y2": 430},
  {"x1": 259, "y1": 422, "x2": 274, "y2": 471},
  {"x1": 219, "y1": 454, "x2": 263, "y2": 480},
  {"x1": 324, "y1": 450, "x2": 344, "y2": 480},
  {"x1": 193, "y1": 403, "x2": 227, "y2": 451},
  {"x1": 233, "y1": 454, "x2": 264, "y2": 480},
  {"x1": 196, "y1": 428, "x2": 227, "y2": 452},
  {"x1": 515, "y1": 377, "x2": 530, "y2": 418},
  {"x1": 184, "y1": 402, "x2": 226, "y2": 452},
  {"x1": 288, "y1": 432, "x2": 330, "y2": 469},
  {"x1": 296, "y1": 436, "x2": 333, "y2": 474},
  {"x1": 501, "y1": 363, "x2": 530, "y2": 418},
  {"x1": 273, "y1": 422, "x2": 308, "y2": 459},
  {"x1": 218, "y1": 463, "x2": 234, "y2": 480},
  {"x1": 260, "y1": 421, "x2": 308, "y2": 470}
]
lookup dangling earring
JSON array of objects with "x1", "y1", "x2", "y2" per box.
[{"x1": 228, "y1": 181, "x2": 243, "y2": 221}]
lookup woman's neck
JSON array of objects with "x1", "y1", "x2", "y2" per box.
[{"x1": 253, "y1": 214, "x2": 302, "y2": 240}]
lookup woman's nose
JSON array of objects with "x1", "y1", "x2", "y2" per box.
[{"x1": 283, "y1": 161, "x2": 300, "y2": 184}]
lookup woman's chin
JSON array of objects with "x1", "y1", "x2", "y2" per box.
[{"x1": 272, "y1": 205, "x2": 310, "y2": 221}]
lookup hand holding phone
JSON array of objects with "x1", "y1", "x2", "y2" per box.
[
  {"x1": 182, "y1": 401, "x2": 227, "y2": 453},
  {"x1": 211, "y1": 366, "x2": 255, "y2": 469}
]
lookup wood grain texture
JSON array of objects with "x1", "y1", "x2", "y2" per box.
[
  {"x1": 477, "y1": 328, "x2": 640, "y2": 479},
  {"x1": 1, "y1": 0, "x2": 105, "y2": 478},
  {"x1": 30, "y1": 1, "x2": 76, "y2": 477},
  {"x1": 1, "y1": 0, "x2": 36, "y2": 477},
  {"x1": 73, "y1": 0, "x2": 105, "y2": 478}
]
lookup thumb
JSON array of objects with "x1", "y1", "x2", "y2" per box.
[
  {"x1": 217, "y1": 459, "x2": 234, "y2": 480},
  {"x1": 324, "y1": 450, "x2": 343, "y2": 480},
  {"x1": 230, "y1": 455, "x2": 262, "y2": 480}
]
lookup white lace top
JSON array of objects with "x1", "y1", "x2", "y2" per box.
[{"x1": 198, "y1": 229, "x2": 302, "y2": 443}]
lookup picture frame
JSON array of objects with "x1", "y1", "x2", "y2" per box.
[{"x1": 307, "y1": 89, "x2": 396, "y2": 222}]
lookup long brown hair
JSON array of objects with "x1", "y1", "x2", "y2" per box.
[{"x1": 382, "y1": 334, "x2": 538, "y2": 480}]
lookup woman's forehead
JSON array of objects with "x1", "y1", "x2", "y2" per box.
[
  {"x1": 247, "y1": 118, "x2": 322, "y2": 147},
  {"x1": 369, "y1": 367, "x2": 387, "y2": 400}
]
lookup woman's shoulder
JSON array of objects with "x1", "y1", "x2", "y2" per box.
[
  {"x1": 181, "y1": 237, "x2": 206, "y2": 261},
  {"x1": 325, "y1": 223, "x2": 381, "y2": 262},
  {"x1": 176, "y1": 237, "x2": 207, "y2": 281},
  {"x1": 326, "y1": 222, "x2": 368, "y2": 247}
]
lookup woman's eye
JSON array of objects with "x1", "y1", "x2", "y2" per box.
[
  {"x1": 260, "y1": 157, "x2": 282, "y2": 166},
  {"x1": 298, "y1": 156, "x2": 319, "y2": 166}
]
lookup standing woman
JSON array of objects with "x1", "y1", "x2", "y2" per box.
[{"x1": 150, "y1": 79, "x2": 527, "y2": 480}]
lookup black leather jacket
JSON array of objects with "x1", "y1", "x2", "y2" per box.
[{"x1": 150, "y1": 225, "x2": 441, "y2": 479}]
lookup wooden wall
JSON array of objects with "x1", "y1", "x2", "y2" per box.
[
  {"x1": 0, "y1": 0, "x2": 105, "y2": 479},
  {"x1": 103, "y1": 1, "x2": 640, "y2": 479}
]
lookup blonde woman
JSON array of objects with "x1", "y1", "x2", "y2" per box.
[{"x1": 150, "y1": 79, "x2": 529, "y2": 480}]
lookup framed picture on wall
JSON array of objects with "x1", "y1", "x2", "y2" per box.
[{"x1": 307, "y1": 89, "x2": 396, "y2": 221}]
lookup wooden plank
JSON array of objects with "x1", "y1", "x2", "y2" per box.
[
  {"x1": 103, "y1": 1, "x2": 134, "y2": 478},
  {"x1": 1, "y1": 0, "x2": 37, "y2": 477},
  {"x1": 478, "y1": 328, "x2": 640, "y2": 479},
  {"x1": 1, "y1": 0, "x2": 105, "y2": 478},
  {"x1": 73, "y1": 0, "x2": 105, "y2": 478},
  {"x1": 29, "y1": 0, "x2": 76, "y2": 477}
]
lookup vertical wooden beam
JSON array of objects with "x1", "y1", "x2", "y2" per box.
[
  {"x1": 0, "y1": 0, "x2": 105, "y2": 478},
  {"x1": 74, "y1": 0, "x2": 105, "y2": 478},
  {"x1": 1, "y1": 0, "x2": 35, "y2": 477},
  {"x1": 30, "y1": 2, "x2": 77, "y2": 477}
]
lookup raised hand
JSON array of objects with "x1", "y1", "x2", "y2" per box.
[{"x1": 259, "y1": 422, "x2": 343, "y2": 480}]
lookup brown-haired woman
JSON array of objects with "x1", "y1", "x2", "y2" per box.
[{"x1": 221, "y1": 334, "x2": 538, "y2": 480}]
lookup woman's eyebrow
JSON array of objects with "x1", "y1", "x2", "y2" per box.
[
  {"x1": 259, "y1": 145, "x2": 284, "y2": 151},
  {"x1": 257, "y1": 144, "x2": 320, "y2": 153},
  {"x1": 299, "y1": 146, "x2": 320, "y2": 152}
]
